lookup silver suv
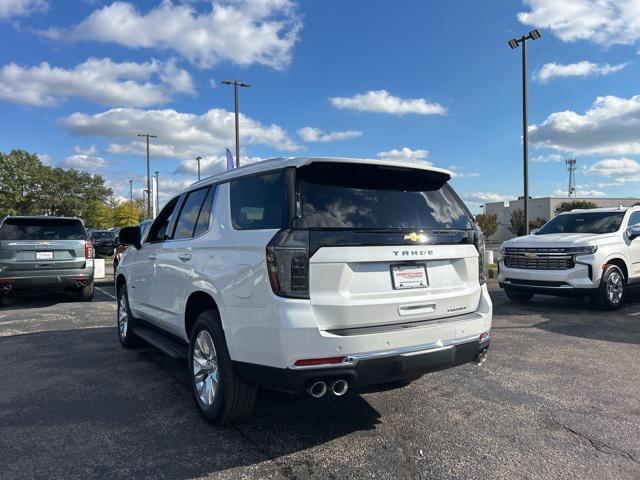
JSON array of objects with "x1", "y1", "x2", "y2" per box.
[{"x1": 0, "y1": 216, "x2": 95, "y2": 301}]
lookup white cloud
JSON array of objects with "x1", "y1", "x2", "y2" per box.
[
  {"x1": 60, "y1": 145, "x2": 108, "y2": 172},
  {"x1": 533, "y1": 61, "x2": 628, "y2": 83},
  {"x1": 377, "y1": 147, "x2": 431, "y2": 163},
  {"x1": 553, "y1": 188, "x2": 607, "y2": 197},
  {"x1": 518, "y1": 0, "x2": 640, "y2": 46},
  {"x1": 0, "y1": 57, "x2": 194, "y2": 107},
  {"x1": 330, "y1": 90, "x2": 447, "y2": 116},
  {"x1": 447, "y1": 166, "x2": 480, "y2": 178},
  {"x1": 587, "y1": 157, "x2": 640, "y2": 183},
  {"x1": 173, "y1": 154, "x2": 264, "y2": 176},
  {"x1": 297, "y1": 127, "x2": 362, "y2": 143},
  {"x1": 529, "y1": 95, "x2": 640, "y2": 155},
  {"x1": 531, "y1": 153, "x2": 564, "y2": 163},
  {"x1": 462, "y1": 192, "x2": 513, "y2": 204},
  {"x1": 0, "y1": 0, "x2": 48, "y2": 19},
  {"x1": 46, "y1": 0, "x2": 301, "y2": 69},
  {"x1": 59, "y1": 107, "x2": 301, "y2": 158}
]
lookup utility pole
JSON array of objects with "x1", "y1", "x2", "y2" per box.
[
  {"x1": 137, "y1": 133, "x2": 157, "y2": 218},
  {"x1": 129, "y1": 180, "x2": 133, "y2": 219},
  {"x1": 222, "y1": 80, "x2": 250, "y2": 168},
  {"x1": 508, "y1": 29, "x2": 541, "y2": 235},
  {"x1": 566, "y1": 159, "x2": 577, "y2": 198},
  {"x1": 196, "y1": 156, "x2": 202, "y2": 181}
]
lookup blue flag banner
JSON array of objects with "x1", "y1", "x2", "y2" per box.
[{"x1": 226, "y1": 148, "x2": 234, "y2": 171}]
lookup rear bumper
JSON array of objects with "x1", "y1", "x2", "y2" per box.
[
  {"x1": 0, "y1": 271, "x2": 93, "y2": 292},
  {"x1": 234, "y1": 336, "x2": 489, "y2": 393}
]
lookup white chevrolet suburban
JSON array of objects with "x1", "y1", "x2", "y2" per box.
[
  {"x1": 499, "y1": 206, "x2": 640, "y2": 310},
  {"x1": 116, "y1": 157, "x2": 492, "y2": 424}
]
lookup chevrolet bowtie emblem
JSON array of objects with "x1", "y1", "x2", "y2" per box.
[
  {"x1": 404, "y1": 232, "x2": 426, "y2": 242},
  {"x1": 526, "y1": 252, "x2": 538, "y2": 259}
]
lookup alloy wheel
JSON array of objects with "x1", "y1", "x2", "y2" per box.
[
  {"x1": 118, "y1": 294, "x2": 128, "y2": 338},
  {"x1": 607, "y1": 272, "x2": 623, "y2": 305},
  {"x1": 193, "y1": 330, "x2": 219, "y2": 407}
]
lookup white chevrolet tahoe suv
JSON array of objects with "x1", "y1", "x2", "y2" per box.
[
  {"x1": 116, "y1": 157, "x2": 492, "y2": 424},
  {"x1": 499, "y1": 206, "x2": 640, "y2": 310}
]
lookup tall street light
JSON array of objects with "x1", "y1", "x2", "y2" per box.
[
  {"x1": 195, "y1": 156, "x2": 202, "y2": 181},
  {"x1": 138, "y1": 133, "x2": 157, "y2": 218},
  {"x1": 155, "y1": 171, "x2": 159, "y2": 215},
  {"x1": 129, "y1": 180, "x2": 133, "y2": 219},
  {"x1": 508, "y1": 29, "x2": 541, "y2": 235},
  {"x1": 222, "y1": 80, "x2": 250, "y2": 168}
]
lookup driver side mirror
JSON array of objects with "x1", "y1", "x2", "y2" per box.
[
  {"x1": 627, "y1": 225, "x2": 640, "y2": 241},
  {"x1": 118, "y1": 226, "x2": 142, "y2": 250}
]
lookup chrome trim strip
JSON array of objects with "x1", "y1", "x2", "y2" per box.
[
  {"x1": 501, "y1": 280, "x2": 573, "y2": 289},
  {"x1": 287, "y1": 335, "x2": 482, "y2": 370}
]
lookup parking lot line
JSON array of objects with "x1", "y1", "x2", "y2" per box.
[
  {"x1": 628, "y1": 311, "x2": 640, "y2": 316},
  {"x1": 95, "y1": 286, "x2": 116, "y2": 300}
]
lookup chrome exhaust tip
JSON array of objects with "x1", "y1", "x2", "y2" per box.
[
  {"x1": 330, "y1": 379, "x2": 349, "y2": 396},
  {"x1": 476, "y1": 350, "x2": 488, "y2": 366},
  {"x1": 306, "y1": 381, "x2": 327, "y2": 398},
  {"x1": 2, "y1": 284, "x2": 12, "y2": 291}
]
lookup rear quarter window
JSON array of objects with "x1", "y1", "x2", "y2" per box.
[
  {"x1": 230, "y1": 171, "x2": 288, "y2": 230},
  {"x1": 0, "y1": 218, "x2": 86, "y2": 240}
]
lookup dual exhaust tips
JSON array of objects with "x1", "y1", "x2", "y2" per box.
[
  {"x1": 1, "y1": 284, "x2": 12, "y2": 292},
  {"x1": 76, "y1": 280, "x2": 89, "y2": 288},
  {"x1": 306, "y1": 379, "x2": 348, "y2": 398}
]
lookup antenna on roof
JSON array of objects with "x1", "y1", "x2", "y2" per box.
[{"x1": 566, "y1": 159, "x2": 577, "y2": 197}]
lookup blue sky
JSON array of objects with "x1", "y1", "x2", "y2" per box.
[{"x1": 2, "y1": 0, "x2": 640, "y2": 210}]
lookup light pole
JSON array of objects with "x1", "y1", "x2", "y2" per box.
[
  {"x1": 129, "y1": 180, "x2": 133, "y2": 219},
  {"x1": 508, "y1": 29, "x2": 541, "y2": 235},
  {"x1": 155, "y1": 171, "x2": 159, "y2": 215},
  {"x1": 195, "y1": 156, "x2": 202, "y2": 181},
  {"x1": 138, "y1": 133, "x2": 157, "y2": 218},
  {"x1": 222, "y1": 80, "x2": 250, "y2": 168}
]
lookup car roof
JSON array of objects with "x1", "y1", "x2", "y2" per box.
[
  {"x1": 185, "y1": 157, "x2": 452, "y2": 194},
  {"x1": 563, "y1": 206, "x2": 635, "y2": 214},
  {"x1": 3, "y1": 215, "x2": 81, "y2": 221}
]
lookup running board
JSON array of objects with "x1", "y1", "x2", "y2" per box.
[{"x1": 134, "y1": 326, "x2": 188, "y2": 360}]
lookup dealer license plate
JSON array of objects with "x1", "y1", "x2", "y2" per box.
[
  {"x1": 391, "y1": 264, "x2": 428, "y2": 290},
  {"x1": 36, "y1": 251, "x2": 54, "y2": 260}
]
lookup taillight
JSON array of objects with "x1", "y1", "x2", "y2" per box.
[
  {"x1": 266, "y1": 230, "x2": 309, "y2": 299},
  {"x1": 85, "y1": 239, "x2": 94, "y2": 259}
]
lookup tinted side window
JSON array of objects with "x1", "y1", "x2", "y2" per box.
[
  {"x1": 629, "y1": 212, "x2": 640, "y2": 227},
  {"x1": 194, "y1": 187, "x2": 215, "y2": 237},
  {"x1": 146, "y1": 197, "x2": 179, "y2": 243},
  {"x1": 230, "y1": 171, "x2": 287, "y2": 230},
  {"x1": 173, "y1": 187, "x2": 210, "y2": 240}
]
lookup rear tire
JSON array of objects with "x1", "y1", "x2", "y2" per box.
[
  {"x1": 77, "y1": 281, "x2": 94, "y2": 302},
  {"x1": 117, "y1": 284, "x2": 141, "y2": 348},
  {"x1": 504, "y1": 288, "x2": 534, "y2": 303},
  {"x1": 597, "y1": 265, "x2": 625, "y2": 311},
  {"x1": 189, "y1": 310, "x2": 257, "y2": 425}
]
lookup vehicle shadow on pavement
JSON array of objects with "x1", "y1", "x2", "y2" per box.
[
  {"x1": 491, "y1": 289, "x2": 640, "y2": 345},
  {"x1": 0, "y1": 327, "x2": 381, "y2": 479}
]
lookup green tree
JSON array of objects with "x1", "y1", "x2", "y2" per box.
[
  {"x1": 112, "y1": 201, "x2": 142, "y2": 227},
  {"x1": 0, "y1": 150, "x2": 47, "y2": 215},
  {"x1": 475, "y1": 213, "x2": 498, "y2": 238},
  {"x1": 554, "y1": 200, "x2": 597, "y2": 215}
]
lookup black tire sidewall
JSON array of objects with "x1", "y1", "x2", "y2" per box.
[
  {"x1": 117, "y1": 285, "x2": 136, "y2": 347},
  {"x1": 599, "y1": 265, "x2": 625, "y2": 310},
  {"x1": 189, "y1": 312, "x2": 228, "y2": 422}
]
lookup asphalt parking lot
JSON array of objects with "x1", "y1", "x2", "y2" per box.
[{"x1": 1, "y1": 278, "x2": 639, "y2": 480}]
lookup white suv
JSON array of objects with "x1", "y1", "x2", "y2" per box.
[
  {"x1": 116, "y1": 157, "x2": 492, "y2": 424},
  {"x1": 499, "y1": 206, "x2": 640, "y2": 310}
]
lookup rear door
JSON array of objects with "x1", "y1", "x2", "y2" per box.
[
  {"x1": 0, "y1": 218, "x2": 87, "y2": 274},
  {"x1": 297, "y1": 162, "x2": 481, "y2": 331}
]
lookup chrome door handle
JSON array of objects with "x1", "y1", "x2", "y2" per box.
[
  {"x1": 148, "y1": 254, "x2": 158, "y2": 260},
  {"x1": 178, "y1": 253, "x2": 192, "y2": 261}
]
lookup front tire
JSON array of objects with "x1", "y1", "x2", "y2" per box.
[
  {"x1": 505, "y1": 288, "x2": 534, "y2": 303},
  {"x1": 117, "y1": 284, "x2": 141, "y2": 348},
  {"x1": 189, "y1": 310, "x2": 257, "y2": 425},
  {"x1": 597, "y1": 265, "x2": 625, "y2": 310}
]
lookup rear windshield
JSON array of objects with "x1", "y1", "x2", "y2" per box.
[
  {"x1": 0, "y1": 218, "x2": 87, "y2": 240},
  {"x1": 537, "y1": 212, "x2": 624, "y2": 235},
  {"x1": 91, "y1": 231, "x2": 116, "y2": 239},
  {"x1": 296, "y1": 163, "x2": 472, "y2": 230}
]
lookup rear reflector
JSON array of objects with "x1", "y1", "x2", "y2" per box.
[
  {"x1": 294, "y1": 356, "x2": 345, "y2": 367},
  {"x1": 479, "y1": 331, "x2": 490, "y2": 343}
]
